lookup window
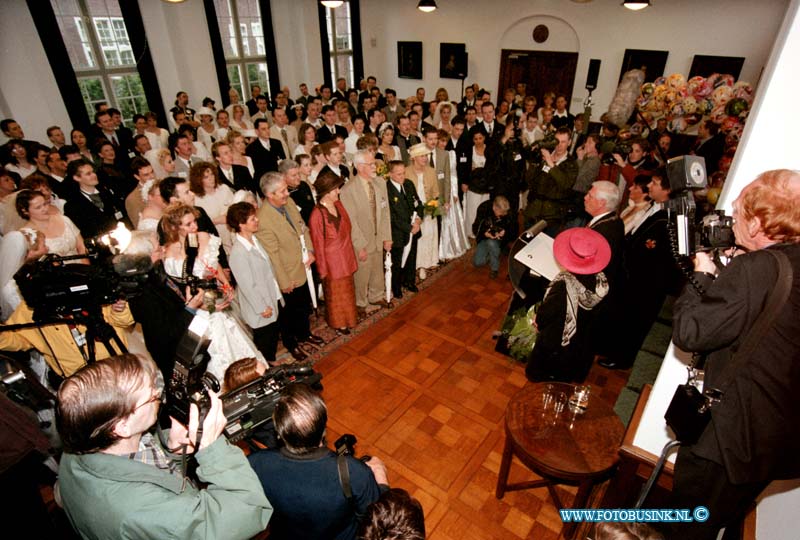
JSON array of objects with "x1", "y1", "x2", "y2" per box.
[
  {"x1": 324, "y1": 1, "x2": 354, "y2": 88},
  {"x1": 213, "y1": 0, "x2": 271, "y2": 102},
  {"x1": 51, "y1": 0, "x2": 145, "y2": 126}
]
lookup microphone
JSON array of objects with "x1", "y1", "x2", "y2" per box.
[
  {"x1": 523, "y1": 220, "x2": 547, "y2": 238},
  {"x1": 112, "y1": 254, "x2": 154, "y2": 277},
  {"x1": 607, "y1": 69, "x2": 645, "y2": 127}
]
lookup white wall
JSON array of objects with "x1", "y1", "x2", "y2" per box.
[
  {"x1": 0, "y1": 0, "x2": 72, "y2": 142},
  {"x1": 0, "y1": 0, "x2": 790, "y2": 138},
  {"x1": 359, "y1": 0, "x2": 788, "y2": 120}
]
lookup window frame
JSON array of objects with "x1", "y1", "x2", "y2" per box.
[
  {"x1": 204, "y1": 0, "x2": 280, "y2": 106},
  {"x1": 317, "y1": 0, "x2": 364, "y2": 89}
]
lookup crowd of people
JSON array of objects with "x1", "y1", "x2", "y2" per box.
[{"x1": 1, "y1": 75, "x2": 797, "y2": 540}]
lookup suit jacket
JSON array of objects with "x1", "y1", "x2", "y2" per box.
[
  {"x1": 339, "y1": 175, "x2": 392, "y2": 254},
  {"x1": 457, "y1": 98, "x2": 477, "y2": 117},
  {"x1": 316, "y1": 124, "x2": 348, "y2": 144},
  {"x1": 673, "y1": 243, "x2": 800, "y2": 484},
  {"x1": 551, "y1": 112, "x2": 575, "y2": 130},
  {"x1": 125, "y1": 185, "x2": 147, "y2": 229},
  {"x1": 270, "y1": 124, "x2": 299, "y2": 159},
  {"x1": 44, "y1": 173, "x2": 76, "y2": 202},
  {"x1": 588, "y1": 212, "x2": 625, "y2": 288},
  {"x1": 255, "y1": 202, "x2": 312, "y2": 290},
  {"x1": 382, "y1": 104, "x2": 406, "y2": 125},
  {"x1": 469, "y1": 122, "x2": 504, "y2": 147},
  {"x1": 395, "y1": 134, "x2": 420, "y2": 166},
  {"x1": 218, "y1": 164, "x2": 256, "y2": 194},
  {"x1": 428, "y1": 147, "x2": 452, "y2": 203},
  {"x1": 228, "y1": 235, "x2": 282, "y2": 329},
  {"x1": 64, "y1": 186, "x2": 131, "y2": 239},
  {"x1": 172, "y1": 154, "x2": 203, "y2": 179},
  {"x1": 322, "y1": 163, "x2": 350, "y2": 181},
  {"x1": 386, "y1": 178, "x2": 423, "y2": 246},
  {"x1": 246, "y1": 138, "x2": 286, "y2": 184}
]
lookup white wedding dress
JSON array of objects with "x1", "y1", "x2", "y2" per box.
[
  {"x1": 438, "y1": 150, "x2": 468, "y2": 260},
  {"x1": 163, "y1": 235, "x2": 265, "y2": 381}
]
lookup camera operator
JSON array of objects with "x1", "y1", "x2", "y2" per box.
[
  {"x1": 670, "y1": 169, "x2": 800, "y2": 539},
  {"x1": 523, "y1": 127, "x2": 579, "y2": 235},
  {"x1": 56, "y1": 353, "x2": 272, "y2": 539},
  {"x1": 0, "y1": 296, "x2": 133, "y2": 381},
  {"x1": 248, "y1": 384, "x2": 389, "y2": 540}
]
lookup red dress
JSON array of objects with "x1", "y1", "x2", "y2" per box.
[{"x1": 309, "y1": 201, "x2": 358, "y2": 329}]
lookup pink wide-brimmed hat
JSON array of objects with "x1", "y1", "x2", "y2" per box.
[{"x1": 553, "y1": 228, "x2": 611, "y2": 275}]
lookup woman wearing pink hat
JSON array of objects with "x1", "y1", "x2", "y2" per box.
[{"x1": 525, "y1": 227, "x2": 610, "y2": 382}]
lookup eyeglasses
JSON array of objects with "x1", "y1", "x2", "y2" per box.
[{"x1": 133, "y1": 374, "x2": 164, "y2": 411}]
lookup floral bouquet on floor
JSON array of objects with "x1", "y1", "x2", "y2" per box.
[
  {"x1": 497, "y1": 303, "x2": 540, "y2": 361},
  {"x1": 423, "y1": 198, "x2": 444, "y2": 218}
]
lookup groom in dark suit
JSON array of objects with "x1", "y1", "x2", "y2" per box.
[{"x1": 386, "y1": 160, "x2": 423, "y2": 299}]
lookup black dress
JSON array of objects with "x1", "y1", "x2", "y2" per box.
[{"x1": 525, "y1": 272, "x2": 605, "y2": 383}]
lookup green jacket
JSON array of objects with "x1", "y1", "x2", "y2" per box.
[
  {"x1": 524, "y1": 158, "x2": 580, "y2": 225},
  {"x1": 59, "y1": 438, "x2": 272, "y2": 539}
]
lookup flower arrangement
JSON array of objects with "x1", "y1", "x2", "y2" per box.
[
  {"x1": 635, "y1": 72, "x2": 753, "y2": 149},
  {"x1": 423, "y1": 198, "x2": 443, "y2": 218},
  {"x1": 499, "y1": 304, "x2": 540, "y2": 361},
  {"x1": 201, "y1": 262, "x2": 234, "y2": 313},
  {"x1": 376, "y1": 161, "x2": 389, "y2": 179}
]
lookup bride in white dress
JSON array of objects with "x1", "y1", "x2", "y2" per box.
[
  {"x1": 161, "y1": 203, "x2": 265, "y2": 381},
  {"x1": 407, "y1": 144, "x2": 439, "y2": 275},
  {"x1": 436, "y1": 130, "x2": 468, "y2": 260},
  {"x1": 137, "y1": 180, "x2": 166, "y2": 232}
]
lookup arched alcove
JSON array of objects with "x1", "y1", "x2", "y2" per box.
[{"x1": 499, "y1": 15, "x2": 580, "y2": 53}]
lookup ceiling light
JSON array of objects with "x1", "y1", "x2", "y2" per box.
[
  {"x1": 417, "y1": 0, "x2": 437, "y2": 13},
  {"x1": 162, "y1": 0, "x2": 187, "y2": 3},
  {"x1": 623, "y1": 0, "x2": 650, "y2": 10},
  {"x1": 321, "y1": 1, "x2": 344, "y2": 8}
]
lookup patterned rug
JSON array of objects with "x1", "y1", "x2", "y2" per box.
[{"x1": 275, "y1": 255, "x2": 466, "y2": 364}]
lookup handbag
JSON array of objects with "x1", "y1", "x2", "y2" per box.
[{"x1": 665, "y1": 249, "x2": 793, "y2": 444}]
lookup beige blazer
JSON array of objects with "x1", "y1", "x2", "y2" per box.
[
  {"x1": 406, "y1": 166, "x2": 439, "y2": 204},
  {"x1": 431, "y1": 147, "x2": 452, "y2": 203},
  {"x1": 255, "y1": 201, "x2": 312, "y2": 290},
  {"x1": 340, "y1": 174, "x2": 392, "y2": 254},
  {"x1": 270, "y1": 124, "x2": 299, "y2": 160}
]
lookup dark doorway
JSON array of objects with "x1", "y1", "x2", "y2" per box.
[{"x1": 497, "y1": 49, "x2": 579, "y2": 110}]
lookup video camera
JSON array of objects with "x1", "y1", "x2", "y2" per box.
[
  {"x1": 598, "y1": 138, "x2": 632, "y2": 165},
  {"x1": 223, "y1": 364, "x2": 322, "y2": 442},
  {"x1": 165, "y1": 324, "x2": 323, "y2": 442},
  {"x1": 334, "y1": 433, "x2": 372, "y2": 463},
  {"x1": 664, "y1": 156, "x2": 735, "y2": 258}
]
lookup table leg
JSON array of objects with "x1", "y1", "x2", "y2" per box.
[
  {"x1": 562, "y1": 480, "x2": 594, "y2": 540},
  {"x1": 495, "y1": 436, "x2": 513, "y2": 499}
]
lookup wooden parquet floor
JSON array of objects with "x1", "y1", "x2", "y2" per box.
[{"x1": 314, "y1": 255, "x2": 631, "y2": 540}]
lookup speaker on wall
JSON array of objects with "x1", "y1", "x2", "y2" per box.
[{"x1": 585, "y1": 59, "x2": 601, "y2": 91}]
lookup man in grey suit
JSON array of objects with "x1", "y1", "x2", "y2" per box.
[
  {"x1": 270, "y1": 108, "x2": 299, "y2": 160},
  {"x1": 171, "y1": 133, "x2": 203, "y2": 178},
  {"x1": 382, "y1": 89, "x2": 405, "y2": 125},
  {"x1": 422, "y1": 125, "x2": 452, "y2": 210},
  {"x1": 340, "y1": 150, "x2": 393, "y2": 317},
  {"x1": 395, "y1": 116, "x2": 420, "y2": 166}
]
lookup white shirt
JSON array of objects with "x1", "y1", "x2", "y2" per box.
[{"x1": 259, "y1": 138, "x2": 271, "y2": 152}]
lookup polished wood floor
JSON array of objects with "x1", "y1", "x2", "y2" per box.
[{"x1": 315, "y1": 255, "x2": 631, "y2": 540}]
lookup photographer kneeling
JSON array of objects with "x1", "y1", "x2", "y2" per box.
[
  {"x1": 56, "y1": 353, "x2": 272, "y2": 539},
  {"x1": 670, "y1": 169, "x2": 800, "y2": 540},
  {"x1": 472, "y1": 195, "x2": 512, "y2": 279},
  {"x1": 248, "y1": 384, "x2": 389, "y2": 540}
]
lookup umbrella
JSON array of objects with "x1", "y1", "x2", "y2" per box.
[
  {"x1": 384, "y1": 250, "x2": 393, "y2": 303},
  {"x1": 401, "y1": 211, "x2": 419, "y2": 267},
  {"x1": 299, "y1": 234, "x2": 317, "y2": 309}
]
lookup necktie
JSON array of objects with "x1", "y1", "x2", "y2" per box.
[
  {"x1": 330, "y1": 126, "x2": 336, "y2": 135},
  {"x1": 188, "y1": 157, "x2": 193, "y2": 167},
  {"x1": 111, "y1": 134, "x2": 119, "y2": 147},
  {"x1": 487, "y1": 124, "x2": 492, "y2": 136},
  {"x1": 366, "y1": 180, "x2": 377, "y2": 230},
  {"x1": 87, "y1": 192, "x2": 104, "y2": 211},
  {"x1": 281, "y1": 128, "x2": 289, "y2": 148}
]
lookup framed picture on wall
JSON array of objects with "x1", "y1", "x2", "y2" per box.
[
  {"x1": 689, "y1": 55, "x2": 745, "y2": 79},
  {"x1": 440, "y1": 43, "x2": 467, "y2": 79},
  {"x1": 619, "y1": 49, "x2": 669, "y2": 83},
  {"x1": 398, "y1": 41, "x2": 423, "y2": 79}
]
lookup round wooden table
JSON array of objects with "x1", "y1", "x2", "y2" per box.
[{"x1": 495, "y1": 382, "x2": 625, "y2": 538}]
